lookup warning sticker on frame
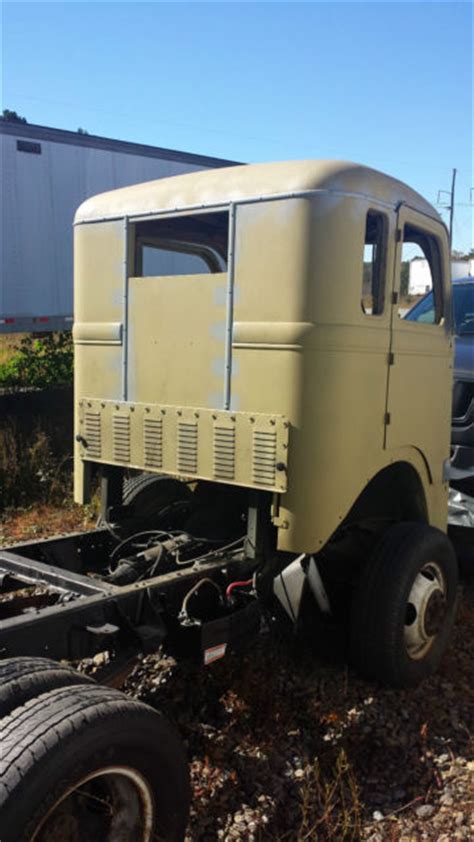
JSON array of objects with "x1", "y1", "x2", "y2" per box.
[{"x1": 204, "y1": 643, "x2": 227, "y2": 666}]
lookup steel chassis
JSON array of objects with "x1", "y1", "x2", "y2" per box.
[{"x1": 0, "y1": 528, "x2": 261, "y2": 670}]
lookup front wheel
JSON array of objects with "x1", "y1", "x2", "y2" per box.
[
  {"x1": 0, "y1": 684, "x2": 190, "y2": 842},
  {"x1": 349, "y1": 522, "x2": 458, "y2": 687}
]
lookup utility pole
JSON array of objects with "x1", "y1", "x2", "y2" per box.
[
  {"x1": 448, "y1": 168, "x2": 457, "y2": 252},
  {"x1": 436, "y1": 168, "x2": 457, "y2": 253}
]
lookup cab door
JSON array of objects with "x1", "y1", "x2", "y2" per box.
[{"x1": 385, "y1": 205, "x2": 453, "y2": 477}]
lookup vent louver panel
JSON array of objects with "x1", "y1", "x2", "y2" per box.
[
  {"x1": 177, "y1": 422, "x2": 198, "y2": 474},
  {"x1": 84, "y1": 411, "x2": 101, "y2": 458},
  {"x1": 144, "y1": 418, "x2": 163, "y2": 469},
  {"x1": 213, "y1": 426, "x2": 236, "y2": 480},
  {"x1": 79, "y1": 399, "x2": 289, "y2": 493},
  {"x1": 252, "y1": 430, "x2": 277, "y2": 486},
  {"x1": 113, "y1": 414, "x2": 131, "y2": 462}
]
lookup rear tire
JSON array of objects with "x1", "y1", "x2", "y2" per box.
[
  {"x1": 0, "y1": 683, "x2": 190, "y2": 842},
  {"x1": 349, "y1": 521, "x2": 458, "y2": 686},
  {"x1": 0, "y1": 656, "x2": 93, "y2": 718}
]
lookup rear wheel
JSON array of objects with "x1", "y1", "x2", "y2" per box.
[
  {"x1": 0, "y1": 684, "x2": 190, "y2": 842},
  {"x1": 349, "y1": 521, "x2": 458, "y2": 686},
  {"x1": 0, "y1": 656, "x2": 92, "y2": 718}
]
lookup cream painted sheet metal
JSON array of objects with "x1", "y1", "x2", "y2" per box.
[
  {"x1": 75, "y1": 160, "x2": 440, "y2": 225},
  {"x1": 73, "y1": 322, "x2": 123, "y2": 344},
  {"x1": 78, "y1": 398, "x2": 289, "y2": 493}
]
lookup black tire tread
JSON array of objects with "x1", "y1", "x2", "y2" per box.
[
  {"x1": 0, "y1": 657, "x2": 93, "y2": 719},
  {"x1": 349, "y1": 521, "x2": 458, "y2": 686},
  {"x1": 123, "y1": 472, "x2": 191, "y2": 507},
  {"x1": 1, "y1": 685, "x2": 123, "y2": 783},
  {"x1": 123, "y1": 471, "x2": 165, "y2": 503},
  {"x1": 0, "y1": 683, "x2": 190, "y2": 842}
]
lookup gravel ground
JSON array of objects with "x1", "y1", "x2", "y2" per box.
[{"x1": 116, "y1": 578, "x2": 473, "y2": 841}]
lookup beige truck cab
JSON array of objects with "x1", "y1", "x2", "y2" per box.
[
  {"x1": 0, "y1": 161, "x2": 460, "y2": 842},
  {"x1": 73, "y1": 159, "x2": 457, "y2": 688}
]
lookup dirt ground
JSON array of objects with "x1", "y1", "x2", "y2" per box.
[{"x1": 1, "y1": 505, "x2": 473, "y2": 841}]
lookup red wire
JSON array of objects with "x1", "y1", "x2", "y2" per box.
[{"x1": 225, "y1": 579, "x2": 253, "y2": 599}]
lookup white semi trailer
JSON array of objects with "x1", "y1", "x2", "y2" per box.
[{"x1": 0, "y1": 121, "x2": 239, "y2": 334}]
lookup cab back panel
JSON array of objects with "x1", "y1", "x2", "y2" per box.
[
  {"x1": 127, "y1": 272, "x2": 227, "y2": 407},
  {"x1": 74, "y1": 220, "x2": 124, "y2": 402}
]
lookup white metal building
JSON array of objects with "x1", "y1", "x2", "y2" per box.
[
  {"x1": 409, "y1": 257, "x2": 473, "y2": 294},
  {"x1": 0, "y1": 122, "x2": 240, "y2": 333}
]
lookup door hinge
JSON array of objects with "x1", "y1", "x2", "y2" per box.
[
  {"x1": 388, "y1": 351, "x2": 395, "y2": 365},
  {"x1": 384, "y1": 412, "x2": 391, "y2": 425},
  {"x1": 391, "y1": 291, "x2": 399, "y2": 305},
  {"x1": 396, "y1": 229, "x2": 403, "y2": 242}
]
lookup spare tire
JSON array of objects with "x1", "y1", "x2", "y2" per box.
[{"x1": 101, "y1": 472, "x2": 193, "y2": 536}]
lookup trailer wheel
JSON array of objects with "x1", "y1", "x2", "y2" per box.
[
  {"x1": 0, "y1": 683, "x2": 190, "y2": 842},
  {"x1": 0, "y1": 656, "x2": 93, "y2": 718},
  {"x1": 349, "y1": 522, "x2": 458, "y2": 687}
]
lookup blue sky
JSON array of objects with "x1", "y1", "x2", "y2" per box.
[{"x1": 2, "y1": 1, "x2": 473, "y2": 250}]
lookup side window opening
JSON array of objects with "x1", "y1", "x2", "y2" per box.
[
  {"x1": 134, "y1": 211, "x2": 229, "y2": 276},
  {"x1": 361, "y1": 211, "x2": 387, "y2": 315},
  {"x1": 401, "y1": 224, "x2": 443, "y2": 324}
]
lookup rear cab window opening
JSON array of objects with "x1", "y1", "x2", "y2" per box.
[
  {"x1": 133, "y1": 211, "x2": 229, "y2": 277},
  {"x1": 361, "y1": 210, "x2": 388, "y2": 316}
]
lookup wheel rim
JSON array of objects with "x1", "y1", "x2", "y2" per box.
[
  {"x1": 404, "y1": 561, "x2": 447, "y2": 660},
  {"x1": 30, "y1": 766, "x2": 155, "y2": 842}
]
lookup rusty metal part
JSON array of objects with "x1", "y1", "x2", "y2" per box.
[{"x1": 0, "y1": 586, "x2": 59, "y2": 620}]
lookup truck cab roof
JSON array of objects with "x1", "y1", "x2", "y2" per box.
[{"x1": 74, "y1": 159, "x2": 440, "y2": 224}]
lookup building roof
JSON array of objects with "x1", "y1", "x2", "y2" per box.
[
  {"x1": 0, "y1": 120, "x2": 240, "y2": 169},
  {"x1": 74, "y1": 159, "x2": 440, "y2": 224}
]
